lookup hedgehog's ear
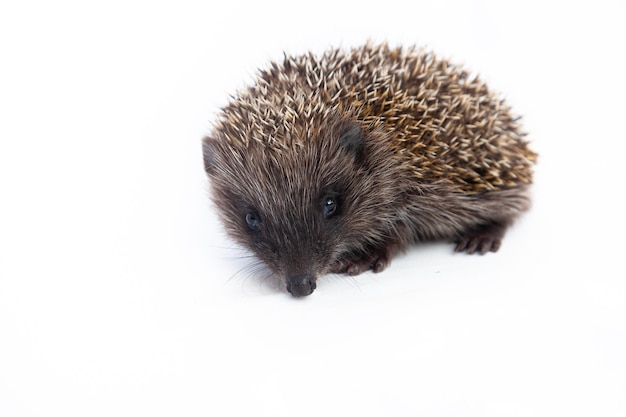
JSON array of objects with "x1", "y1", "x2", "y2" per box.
[
  {"x1": 202, "y1": 137, "x2": 216, "y2": 174},
  {"x1": 338, "y1": 124, "x2": 364, "y2": 164}
]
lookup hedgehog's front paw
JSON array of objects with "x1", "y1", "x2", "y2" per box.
[
  {"x1": 330, "y1": 249, "x2": 390, "y2": 276},
  {"x1": 455, "y1": 222, "x2": 507, "y2": 255}
]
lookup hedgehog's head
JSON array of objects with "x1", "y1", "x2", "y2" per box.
[{"x1": 203, "y1": 115, "x2": 406, "y2": 297}]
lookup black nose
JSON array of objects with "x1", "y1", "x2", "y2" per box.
[{"x1": 286, "y1": 274, "x2": 317, "y2": 297}]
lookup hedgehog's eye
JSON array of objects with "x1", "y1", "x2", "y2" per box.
[
  {"x1": 323, "y1": 197, "x2": 337, "y2": 218},
  {"x1": 245, "y1": 211, "x2": 261, "y2": 231}
]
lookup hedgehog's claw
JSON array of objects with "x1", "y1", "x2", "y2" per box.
[
  {"x1": 455, "y1": 222, "x2": 506, "y2": 254},
  {"x1": 330, "y1": 249, "x2": 390, "y2": 276}
]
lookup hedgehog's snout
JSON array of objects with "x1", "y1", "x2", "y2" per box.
[{"x1": 286, "y1": 273, "x2": 317, "y2": 297}]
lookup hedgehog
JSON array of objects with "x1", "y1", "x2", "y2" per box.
[{"x1": 202, "y1": 42, "x2": 537, "y2": 297}]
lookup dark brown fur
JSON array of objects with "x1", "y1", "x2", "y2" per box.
[{"x1": 203, "y1": 43, "x2": 536, "y2": 297}]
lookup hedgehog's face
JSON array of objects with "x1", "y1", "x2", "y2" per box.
[{"x1": 203, "y1": 119, "x2": 403, "y2": 297}]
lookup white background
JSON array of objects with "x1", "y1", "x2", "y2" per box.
[{"x1": 1, "y1": 1, "x2": 625, "y2": 416}]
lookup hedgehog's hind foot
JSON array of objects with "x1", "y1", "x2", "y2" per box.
[
  {"x1": 455, "y1": 221, "x2": 508, "y2": 255},
  {"x1": 330, "y1": 248, "x2": 391, "y2": 276}
]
